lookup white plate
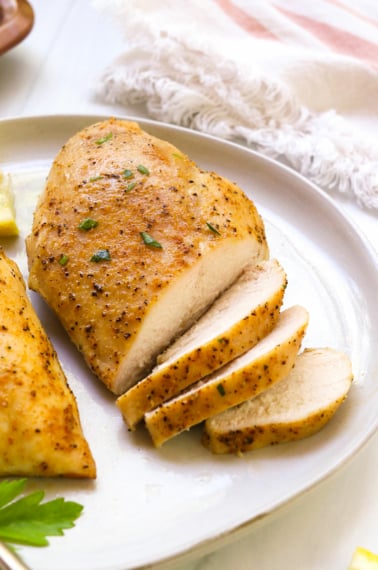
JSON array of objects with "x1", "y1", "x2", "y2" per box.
[{"x1": 1, "y1": 115, "x2": 378, "y2": 570}]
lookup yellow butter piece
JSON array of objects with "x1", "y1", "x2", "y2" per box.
[
  {"x1": 349, "y1": 547, "x2": 378, "y2": 570},
  {"x1": 0, "y1": 170, "x2": 19, "y2": 237}
]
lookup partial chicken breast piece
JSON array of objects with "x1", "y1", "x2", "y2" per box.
[
  {"x1": 0, "y1": 249, "x2": 96, "y2": 478},
  {"x1": 145, "y1": 305, "x2": 309, "y2": 447},
  {"x1": 117, "y1": 259, "x2": 287, "y2": 428},
  {"x1": 202, "y1": 348, "x2": 353, "y2": 454},
  {"x1": 26, "y1": 118, "x2": 268, "y2": 394}
]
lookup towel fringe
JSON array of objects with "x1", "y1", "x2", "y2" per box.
[{"x1": 96, "y1": 33, "x2": 378, "y2": 210}]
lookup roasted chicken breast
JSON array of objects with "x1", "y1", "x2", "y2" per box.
[
  {"x1": 203, "y1": 348, "x2": 353, "y2": 454},
  {"x1": 0, "y1": 248, "x2": 96, "y2": 478},
  {"x1": 117, "y1": 259, "x2": 287, "y2": 429},
  {"x1": 26, "y1": 118, "x2": 268, "y2": 394},
  {"x1": 145, "y1": 305, "x2": 309, "y2": 447}
]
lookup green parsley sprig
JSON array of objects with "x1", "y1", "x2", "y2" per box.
[
  {"x1": 0, "y1": 479, "x2": 83, "y2": 547},
  {"x1": 140, "y1": 232, "x2": 162, "y2": 249},
  {"x1": 78, "y1": 218, "x2": 98, "y2": 231},
  {"x1": 206, "y1": 222, "x2": 221, "y2": 236},
  {"x1": 95, "y1": 132, "x2": 113, "y2": 145},
  {"x1": 90, "y1": 249, "x2": 111, "y2": 262}
]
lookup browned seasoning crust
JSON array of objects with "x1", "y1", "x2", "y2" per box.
[
  {"x1": 0, "y1": 248, "x2": 96, "y2": 478},
  {"x1": 117, "y1": 259, "x2": 287, "y2": 429},
  {"x1": 26, "y1": 118, "x2": 268, "y2": 394},
  {"x1": 202, "y1": 348, "x2": 353, "y2": 454},
  {"x1": 145, "y1": 306, "x2": 309, "y2": 447}
]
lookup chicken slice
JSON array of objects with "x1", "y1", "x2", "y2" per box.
[
  {"x1": 0, "y1": 248, "x2": 96, "y2": 478},
  {"x1": 117, "y1": 258, "x2": 287, "y2": 429},
  {"x1": 144, "y1": 305, "x2": 309, "y2": 447},
  {"x1": 202, "y1": 348, "x2": 353, "y2": 454},
  {"x1": 26, "y1": 118, "x2": 268, "y2": 394}
]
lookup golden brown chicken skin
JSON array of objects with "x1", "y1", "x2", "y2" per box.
[
  {"x1": 26, "y1": 118, "x2": 268, "y2": 394},
  {"x1": 0, "y1": 248, "x2": 96, "y2": 478}
]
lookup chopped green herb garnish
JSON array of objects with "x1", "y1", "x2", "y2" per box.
[
  {"x1": 89, "y1": 175, "x2": 103, "y2": 182},
  {"x1": 78, "y1": 218, "x2": 98, "y2": 231},
  {"x1": 140, "y1": 232, "x2": 162, "y2": 249},
  {"x1": 172, "y1": 153, "x2": 183, "y2": 160},
  {"x1": 137, "y1": 164, "x2": 150, "y2": 176},
  {"x1": 125, "y1": 182, "x2": 137, "y2": 192},
  {"x1": 206, "y1": 222, "x2": 221, "y2": 236},
  {"x1": 90, "y1": 249, "x2": 111, "y2": 262},
  {"x1": 217, "y1": 337, "x2": 227, "y2": 343},
  {"x1": 95, "y1": 132, "x2": 113, "y2": 145},
  {"x1": 217, "y1": 383, "x2": 226, "y2": 396},
  {"x1": 123, "y1": 169, "x2": 134, "y2": 179},
  {"x1": 0, "y1": 479, "x2": 83, "y2": 547},
  {"x1": 58, "y1": 254, "x2": 69, "y2": 266}
]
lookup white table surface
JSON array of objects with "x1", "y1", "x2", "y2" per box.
[{"x1": 0, "y1": 2, "x2": 377, "y2": 569}]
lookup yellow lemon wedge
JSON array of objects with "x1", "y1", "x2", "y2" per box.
[
  {"x1": 348, "y1": 547, "x2": 378, "y2": 570},
  {"x1": 0, "y1": 170, "x2": 19, "y2": 237}
]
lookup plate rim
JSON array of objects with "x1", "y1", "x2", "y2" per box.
[{"x1": 1, "y1": 113, "x2": 378, "y2": 570}]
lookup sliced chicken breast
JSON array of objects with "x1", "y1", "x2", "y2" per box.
[
  {"x1": 26, "y1": 118, "x2": 268, "y2": 394},
  {"x1": 0, "y1": 248, "x2": 96, "y2": 478},
  {"x1": 144, "y1": 305, "x2": 309, "y2": 447},
  {"x1": 117, "y1": 258, "x2": 287, "y2": 428},
  {"x1": 202, "y1": 348, "x2": 353, "y2": 454}
]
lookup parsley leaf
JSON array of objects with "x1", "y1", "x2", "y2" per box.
[
  {"x1": 140, "y1": 232, "x2": 162, "y2": 249},
  {"x1": 206, "y1": 222, "x2": 221, "y2": 236},
  {"x1": 0, "y1": 479, "x2": 83, "y2": 547},
  {"x1": 95, "y1": 132, "x2": 113, "y2": 145},
  {"x1": 78, "y1": 218, "x2": 98, "y2": 231},
  {"x1": 90, "y1": 249, "x2": 111, "y2": 262},
  {"x1": 137, "y1": 164, "x2": 150, "y2": 176},
  {"x1": 125, "y1": 182, "x2": 137, "y2": 193},
  {"x1": 122, "y1": 169, "x2": 134, "y2": 179},
  {"x1": 58, "y1": 254, "x2": 69, "y2": 266}
]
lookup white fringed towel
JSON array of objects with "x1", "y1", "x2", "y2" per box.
[{"x1": 93, "y1": 0, "x2": 378, "y2": 210}]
